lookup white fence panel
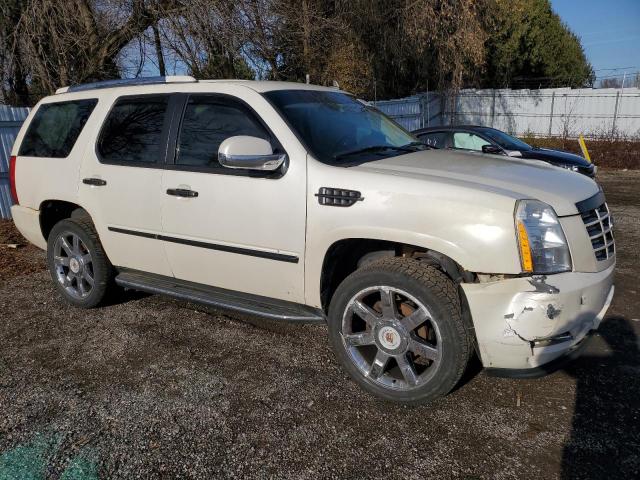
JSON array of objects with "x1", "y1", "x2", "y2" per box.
[{"x1": 376, "y1": 87, "x2": 640, "y2": 138}]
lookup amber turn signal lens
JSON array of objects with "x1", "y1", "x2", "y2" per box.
[{"x1": 517, "y1": 221, "x2": 533, "y2": 272}]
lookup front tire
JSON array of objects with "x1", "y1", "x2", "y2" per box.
[
  {"x1": 328, "y1": 257, "x2": 471, "y2": 404},
  {"x1": 47, "y1": 217, "x2": 114, "y2": 308}
]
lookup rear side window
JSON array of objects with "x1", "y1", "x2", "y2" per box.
[
  {"x1": 98, "y1": 95, "x2": 170, "y2": 164},
  {"x1": 418, "y1": 131, "x2": 448, "y2": 148},
  {"x1": 19, "y1": 99, "x2": 97, "y2": 158},
  {"x1": 176, "y1": 96, "x2": 270, "y2": 169}
]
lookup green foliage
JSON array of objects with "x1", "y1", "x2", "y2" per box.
[{"x1": 482, "y1": 0, "x2": 594, "y2": 88}]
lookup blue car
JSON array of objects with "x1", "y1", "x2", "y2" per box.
[{"x1": 413, "y1": 125, "x2": 596, "y2": 178}]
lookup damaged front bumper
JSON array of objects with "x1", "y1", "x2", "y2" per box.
[{"x1": 461, "y1": 263, "x2": 615, "y2": 372}]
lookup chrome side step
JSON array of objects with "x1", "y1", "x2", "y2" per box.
[{"x1": 115, "y1": 269, "x2": 326, "y2": 324}]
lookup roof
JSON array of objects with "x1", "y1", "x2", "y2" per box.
[
  {"x1": 55, "y1": 76, "x2": 342, "y2": 95},
  {"x1": 201, "y1": 80, "x2": 340, "y2": 93}
]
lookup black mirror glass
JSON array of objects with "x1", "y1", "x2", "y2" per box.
[{"x1": 482, "y1": 144, "x2": 502, "y2": 154}]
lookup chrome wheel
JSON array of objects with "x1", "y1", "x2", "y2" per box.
[
  {"x1": 52, "y1": 231, "x2": 95, "y2": 299},
  {"x1": 341, "y1": 286, "x2": 442, "y2": 391}
]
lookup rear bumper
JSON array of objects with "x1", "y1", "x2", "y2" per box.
[
  {"x1": 10, "y1": 205, "x2": 46, "y2": 250},
  {"x1": 461, "y1": 264, "x2": 615, "y2": 370}
]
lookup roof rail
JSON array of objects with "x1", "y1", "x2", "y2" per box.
[{"x1": 55, "y1": 75, "x2": 197, "y2": 94}]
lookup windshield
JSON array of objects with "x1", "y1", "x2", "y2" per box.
[
  {"x1": 264, "y1": 90, "x2": 425, "y2": 164},
  {"x1": 477, "y1": 127, "x2": 532, "y2": 151}
]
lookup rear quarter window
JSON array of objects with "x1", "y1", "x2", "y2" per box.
[{"x1": 18, "y1": 99, "x2": 98, "y2": 158}]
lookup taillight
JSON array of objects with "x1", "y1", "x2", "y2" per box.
[{"x1": 9, "y1": 155, "x2": 18, "y2": 205}]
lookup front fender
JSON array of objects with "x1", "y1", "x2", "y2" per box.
[
  {"x1": 305, "y1": 223, "x2": 521, "y2": 308},
  {"x1": 304, "y1": 160, "x2": 524, "y2": 307}
]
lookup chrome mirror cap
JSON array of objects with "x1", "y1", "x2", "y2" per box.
[{"x1": 218, "y1": 135, "x2": 286, "y2": 171}]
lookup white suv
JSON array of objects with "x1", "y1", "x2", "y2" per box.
[{"x1": 9, "y1": 77, "x2": 615, "y2": 404}]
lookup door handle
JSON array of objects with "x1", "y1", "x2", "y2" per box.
[
  {"x1": 166, "y1": 188, "x2": 198, "y2": 198},
  {"x1": 83, "y1": 177, "x2": 107, "y2": 186}
]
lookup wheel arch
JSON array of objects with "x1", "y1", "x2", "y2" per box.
[
  {"x1": 39, "y1": 199, "x2": 93, "y2": 240},
  {"x1": 317, "y1": 237, "x2": 475, "y2": 313}
]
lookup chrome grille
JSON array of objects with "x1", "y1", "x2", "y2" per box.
[{"x1": 580, "y1": 202, "x2": 615, "y2": 261}]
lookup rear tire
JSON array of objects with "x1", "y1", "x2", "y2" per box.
[
  {"x1": 328, "y1": 257, "x2": 470, "y2": 404},
  {"x1": 47, "y1": 217, "x2": 114, "y2": 308}
]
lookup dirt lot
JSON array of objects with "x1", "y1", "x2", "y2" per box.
[{"x1": 1, "y1": 170, "x2": 638, "y2": 479}]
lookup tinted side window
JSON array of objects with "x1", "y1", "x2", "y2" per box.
[
  {"x1": 98, "y1": 96, "x2": 169, "y2": 164},
  {"x1": 453, "y1": 132, "x2": 491, "y2": 151},
  {"x1": 419, "y1": 132, "x2": 448, "y2": 148},
  {"x1": 177, "y1": 96, "x2": 270, "y2": 168},
  {"x1": 19, "y1": 99, "x2": 97, "y2": 158}
]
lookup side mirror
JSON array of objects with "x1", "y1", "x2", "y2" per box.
[
  {"x1": 218, "y1": 136, "x2": 286, "y2": 171},
  {"x1": 481, "y1": 144, "x2": 503, "y2": 155}
]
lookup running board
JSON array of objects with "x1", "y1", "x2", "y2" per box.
[{"x1": 115, "y1": 270, "x2": 326, "y2": 324}]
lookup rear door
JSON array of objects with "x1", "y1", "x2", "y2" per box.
[
  {"x1": 159, "y1": 92, "x2": 307, "y2": 303},
  {"x1": 79, "y1": 94, "x2": 178, "y2": 275}
]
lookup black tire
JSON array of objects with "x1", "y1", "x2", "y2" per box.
[
  {"x1": 328, "y1": 257, "x2": 471, "y2": 404},
  {"x1": 47, "y1": 216, "x2": 114, "y2": 308}
]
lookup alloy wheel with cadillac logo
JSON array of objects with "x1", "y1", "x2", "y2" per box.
[
  {"x1": 340, "y1": 285, "x2": 442, "y2": 391},
  {"x1": 46, "y1": 217, "x2": 115, "y2": 309}
]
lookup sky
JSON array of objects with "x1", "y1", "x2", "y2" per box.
[{"x1": 551, "y1": 0, "x2": 640, "y2": 83}]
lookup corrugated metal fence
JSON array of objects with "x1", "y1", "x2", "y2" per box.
[
  {"x1": 376, "y1": 87, "x2": 640, "y2": 138},
  {"x1": 0, "y1": 105, "x2": 29, "y2": 219}
]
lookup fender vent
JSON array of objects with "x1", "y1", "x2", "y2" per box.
[{"x1": 315, "y1": 187, "x2": 364, "y2": 207}]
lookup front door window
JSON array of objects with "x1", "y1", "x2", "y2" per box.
[{"x1": 452, "y1": 132, "x2": 491, "y2": 151}]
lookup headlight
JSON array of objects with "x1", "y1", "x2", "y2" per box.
[
  {"x1": 515, "y1": 200, "x2": 572, "y2": 274},
  {"x1": 559, "y1": 164, "x2": 579, "y2": 172}
]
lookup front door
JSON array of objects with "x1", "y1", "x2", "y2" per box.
[
  {"x1": 79, "y1": 93, "x2": 175, "y2": 276},
  {"x1": 160, "y1": 93, "x2": 306, "y2": 303}
]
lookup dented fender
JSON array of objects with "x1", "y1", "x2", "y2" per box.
[{"x1": 462, "y1": 264, "x2": 615, "y2": 369}]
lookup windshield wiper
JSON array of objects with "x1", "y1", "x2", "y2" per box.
[{"x1": 333, "y1": 144, "x2": 419, "y2": 161}]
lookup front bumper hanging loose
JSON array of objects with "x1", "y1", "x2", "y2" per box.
[{"x1": 461, "y1": 264, "x2": 615, "y2": 372}]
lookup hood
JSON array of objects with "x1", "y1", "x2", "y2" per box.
[
  {"x1": 521, "y1": 147, "x2": 591, "y2": 166},
  {"x1": 353, "y1": 149, "x2": 599, "y2": 216}
]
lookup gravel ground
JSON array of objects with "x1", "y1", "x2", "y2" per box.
[{"x1": 1, "y1": 170, "x2": 639, "y2": 479}]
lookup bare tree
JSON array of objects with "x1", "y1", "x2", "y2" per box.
[
  {"x1": 0, "y1": 0, "x2": 29, "y2": 105},
  {"x1": 402, "y1": 1, "x2": 486, "y2": 93},
  {"x1": 16, "y1": 0, "x2": 182, "y2": 99},
  {"x1": 160, "y1": 0, "x2": 254, "y2": 79},
  {"x1": 273, "y1": 0, "x2": 352, "y2": 82},
  {"x1": 151, "y1": 22, "x2": 166, "y2": 76},
  {"x1": 5, "y1": 0, "x2": 565, "y2": 105}
]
